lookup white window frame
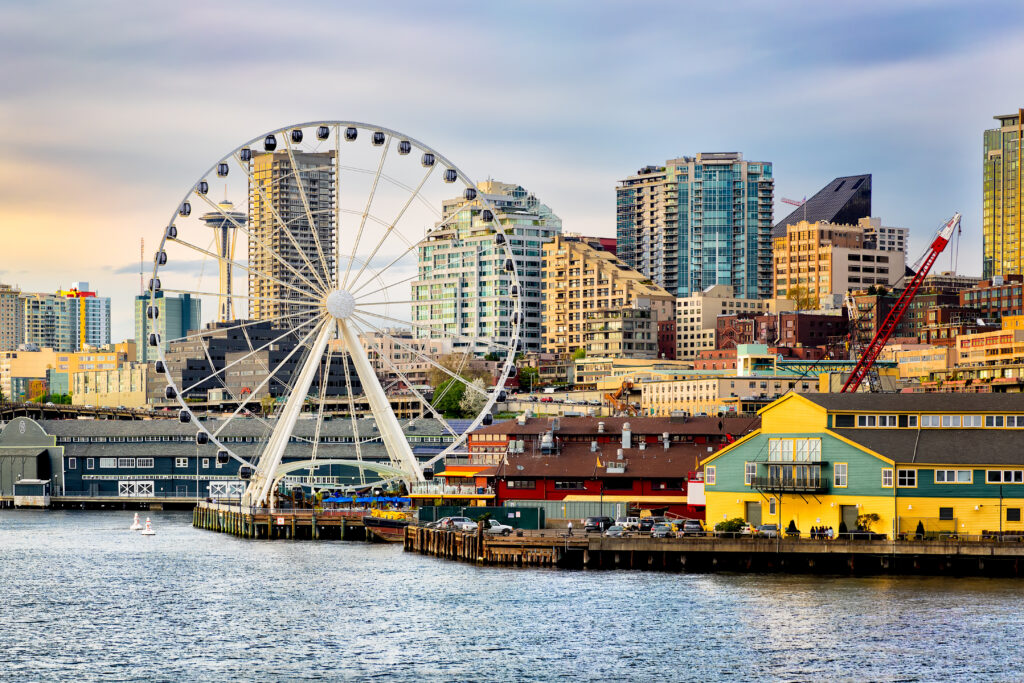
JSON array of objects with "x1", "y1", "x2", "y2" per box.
[
  {"x1": 175, "y1": 457, "x2": 188, "y2": 468},
  {"x1": 117, "y1": 458, "x2": 135, "y2": 468},
  {"x1": 834, "y1": 463, "x2": 848, "y2": 488},
  {"x1": 921, "y1": 415, "x2": 941, "y2": 428},
  {"x1": 202, "y1": 458, "x2": 210, "y2": 468},
  {"x1": 987, "y1": 470, "x2": 1024, "y2": 484},
  {"x1": 962, "y1": 415, "x2": 982, "y2": 428},
  {"x1": 881, "y1": 468, "x2": 894, "y2": 488},
  {"x1": 935, "y1": 469, "x2": 972, "y2": 484},
  {"x1": 744, "y1": 462, "x2": 756, "y2": 486},
  {"x1": 907, "y1": 415, "x2": 918, "y2": 428},
  {"x1": 897, "y1": 469, "x2": 917, "y2": 488},
  {"x1": 87, "y1": 458, "x2": 94, "y2": 470},
  {"x1": 137, "y1": 458, "x2": 154, "y2": 468},
  {"x1": 768, "y1": 440, "x2": 780, "y2": 460},
  {"x1": 986, "y1": 415, "x2": 1005, "y2": 428},
  {"x1": 768, "y1": 498, "x2": 776, "y2": 515},
  {"x1": 857, "y1": 415, "x2": 877, "y2": 427},
  {"x1": 67, "y1": 457, "x2": 77, "y2": 470},
  {"x1": 878, "y1": 415, "x2": 897, "y2": 427},
  {"x1": 100, "y1": 457, "x2": 116, "y2": 469},
  {"x1": 941, "y1": 415, "x2": 960, "y2": 427},
  {"x1": 705, "y1": 466, "x2": 716, "y2": 485}
]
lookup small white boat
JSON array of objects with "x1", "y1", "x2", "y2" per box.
[
  {"x1": 140, "y1": 518, "x2": 156, "y2": 536},
  {"x1": 130, "y1": 512, "x2": 143, "y2": 531}
]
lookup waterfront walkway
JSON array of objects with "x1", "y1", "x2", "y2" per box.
[{"x1": 404, "y1": 527, "x2": 1024, "y2": 576}]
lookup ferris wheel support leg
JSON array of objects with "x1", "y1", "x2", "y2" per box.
[
  {"x1": 243, "y1": 321, "x2": 333, "y2": 510},
  {"x1": 337, "y1": 319, "x2": 424, "y2": 483}
]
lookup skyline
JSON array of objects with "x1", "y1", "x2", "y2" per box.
[{"x1": 3, "y1": 1, "x2": 1024, "y2": 340}]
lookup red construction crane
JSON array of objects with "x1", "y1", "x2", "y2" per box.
[{"x1": 840, "y1": 212, "x2": 962, "y2": 393}]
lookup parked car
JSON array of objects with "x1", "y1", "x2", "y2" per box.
[
  {"x1": 604, "y1": 525, "x2": 626, "y2": 538},
  {"x1": 757, "y1": 523, "x2": 779, "y2": 538},
  {"x1": 638, "y1": 517, "x2": 655, "y2": 532},
  {"x1": 616, "y1": 516, "x2": 640, "y2": 530},
  {"x1": 739, "y1": 523, "x2": 756, "y2": 536},
  {"x1": 428, "y1": 517, "x2": 452, "y2": 529},
  {"x1": 484, "y1": 519, "x2": 514, "y2": 536},
  {"x1": 681, "y1": 519, "x2": 705, "y2": 537},
  {"x1": 588, "y1": 399, "x2": 602, "y2": 406},
  {"x1": 563, "y1": 398, "x2": 576, "y2": 405},
  {"x1": 440, "y1": 516, "x2": 477, "y2": 531},
  {"x1": 651, "y1": 523, "x2": 674, "y2": 538},
  {"x1": 540, "y1": 396, "x2": 554, "y2": 403},
  {"x1": 584, "y1": 516, "x2": 614, "y2": 533}
]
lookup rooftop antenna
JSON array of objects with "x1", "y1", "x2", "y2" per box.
[{"x1": 139, "y1": 237, "x2": 144, "y2": 295}]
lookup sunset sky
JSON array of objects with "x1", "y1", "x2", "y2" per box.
[{"x1": 2, "y1": 1, "x2": 1023, "y2": 340}]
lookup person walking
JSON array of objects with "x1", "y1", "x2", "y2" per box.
[{"x1": 567, "y1": 520, "x2": 573, "y2": 537}]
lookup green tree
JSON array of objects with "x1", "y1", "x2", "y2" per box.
[
  {"x1": 857, "y1": 512, "x2": 881, "y2": 532},
  {"x1": 483, "y1": 352, "x2": 499, "y2": 362},
  {"x1": 572, "y1": 348, "x2": 586, "y2": 360},
  {"x1": 787, "y1": 285, "x2": 819, "y2": 310},
  {"x1": 432, "y1": 378, "x2": 466, "y2": 418},
  {"x1": 715, "y1": 517, "x2": 745, "y2": 532},
  {"x1": 518, "y1": 366, "x2": 540, "y2": 391}
]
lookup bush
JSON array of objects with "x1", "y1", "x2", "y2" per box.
[{"x1": 715, "y1": 517, "x2": 745, "y2": 532}]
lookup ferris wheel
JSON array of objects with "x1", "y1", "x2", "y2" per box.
[{"x1": 148, "y1": 121, "x2": 521, "y2": 506}]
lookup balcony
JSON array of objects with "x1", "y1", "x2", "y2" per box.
[{"x1": 751, "y1": 476, "x2": 827, "y2": 493}]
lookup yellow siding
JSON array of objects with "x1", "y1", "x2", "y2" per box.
[
  {"x1": 759, "y1": 394, "x2": 827, "y2": 433},
  {"x1": 892, "y1": 497, "x2": 1024, "y2": 536},
  {"x1": 707, "y1": 491, "x2": 898, "y2": 535}
]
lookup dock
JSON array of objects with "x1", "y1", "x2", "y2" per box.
[
  {"x1": 404, "y1": 527, "x2": 1024, "y2": 577},
  {"x1": 192, "y1": 501, "x2": 372, "y2": 540}
]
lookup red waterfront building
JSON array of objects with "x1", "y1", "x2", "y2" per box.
[{"x1": 467, "y1": 416, "x2": 758, "y2": 517}]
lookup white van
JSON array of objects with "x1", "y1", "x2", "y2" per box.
[{"x1": 542, "y1": 387, "x2": 556, "y2": 394}]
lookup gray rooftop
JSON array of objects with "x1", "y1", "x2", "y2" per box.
[
  {"x1": 833, "y1": 428, "x2": 1024, "y2": 466},
  {"x1": 32, "y1": 417, "x2": 455, "y2": 438},
  {"x1": 801, "y1": 393, "x2": 1024, "y2": 413}
]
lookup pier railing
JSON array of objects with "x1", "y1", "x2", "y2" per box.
[{"x1": 410, "y1": 483, "x2": 494, "y2": 496}]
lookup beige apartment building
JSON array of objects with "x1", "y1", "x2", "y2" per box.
[
  {"x1": 772, "y1": 218, "x2": 906, "y2": 304},
  {"x1": 891, "y1": 346, "x2": 956, "y2": 380},
  {"x1": 359, "y1": 331, "x2": 451, "y2": 387},
  {"x1": 542, "y1": 234, "x2": 674, "y2": 356},
  {"x1": 675, "y1": 284, "x2": 794, "y2": 361},
  {"x1": 640, "y1": 375, "x2": 817, "y2": 417},
  {"x1": 71, "y1": 362, "x2": 161, "y2": 408}
]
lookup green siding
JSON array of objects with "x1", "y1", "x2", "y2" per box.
[
  {"x1": 707, "y1": 431, "x2": 892, "y2": 497},
  {"x1": 900, "y1": 469, "x2": 1024, "y2": 499}
]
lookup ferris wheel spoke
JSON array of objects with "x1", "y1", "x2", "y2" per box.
[
  {"x1": 309, "y1": 340, "x2": 336, "y2": 464},
  {"x1": 192, "y1": 191, "x2": 325, "y2": 296},
  {"x1": 282, "y1": 133, "x2": 335, "y2": 290},
  {"x1": 333, "y1": 127, "x2": 342, "y2": 288},
  {"x1": 160, "y1": 288, "x2": 322, "y2": 310},
  {"x1": 353, "y1": 307, "x2": 515, "y2": 352},
  {"x1": 353, "y1": 272, "x2": 422, "y2": 303},
  {"x1": 211, "y1": 320, "x2": 325, "y2": 439},
  {"x1": 348, "y1": 203, "x2": 471, "y2": 297},
  {"x1": 162, "y1": 309, "x2": 312, "y2": 345},
  {"x1": 365, "y1": 338, "x2": 460, "y2": 440},
  {"x1": 167, "y1": 234, "x2": 321, "y2": 305},
  {"x1": 355, "y1": 297, "x2": 455, "y2": 307},
  {"x1": 341, "y1": 133, "x2": 390, "y2": 289},
  {"x1": 231, "y1": 150, "x2": 331, "y2": 294},
  {"x1": 348, "y1": 164, "x2": 436, "y2": 293},
  {"x1": 180, "y1": 316, "x2": 321, "y2": 395},
  {"x1": 338, "y1": 331, "x2": 366, "y2": 485},
  {"x1": 351, "y1": 313, "x2": 489, "y2": 397}
]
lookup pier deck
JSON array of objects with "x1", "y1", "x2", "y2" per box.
[
  {"x1": 404, "y1": 527, "x2": 1024, "y2": 576},
  {"x1": 192, "y1": 501, "x2": 371, "y2": 540}
]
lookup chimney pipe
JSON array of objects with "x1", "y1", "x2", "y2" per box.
[{"x1": 622, "y1": 422, "x2": 632, "y2": 450}]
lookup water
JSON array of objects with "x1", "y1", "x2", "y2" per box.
[{"x1": 1, "y1": 511, "x2": 1020, "y2": 682}]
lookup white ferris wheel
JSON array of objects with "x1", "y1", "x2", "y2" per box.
[{"x1": 147, "y1": 121, "x2": 521, "y2": 507}]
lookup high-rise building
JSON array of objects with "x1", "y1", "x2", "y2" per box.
[
  {"x1": 983, "y1": 110, "x2": 1024, "y2": 278},
  {"x1": 0, "y1": 284, "x2": 23, "y2": 351},
  {"x1": 135, "y1": 292, "x2": 201, "y2": 362},
  {"x1": 55, "y1": 282, "x2": 111, "y2": 349},
  {"x1": 248, "y1": 151, "x2": 335, "y2": 323},
  {"x1": 617, "y1": 153, "x2": 774, "y2": 299},
  {"x1": 412, "y1": 181, "x2": 561, "y2": 354},
  {"x1": 772, "y1": 174, "x2": 872, "y2": 238},
  {"x1": 21, "y1": 293, "x2": 77, "y2": 352},
  {"x1": 541, "y1": 234, "x2": 674, "y2": 356},
  {"x1": 772, "y1": 219, "x2": 906, "y2": 304}
]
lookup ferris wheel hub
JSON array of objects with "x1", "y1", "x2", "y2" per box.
[{"x1": 325, "y1": 289, "x2": 356, "y2": 319}]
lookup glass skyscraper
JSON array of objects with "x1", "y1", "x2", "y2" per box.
[
  {"x1": 616, "y1": 153, "x2": 774, "y2": 299},
  {"x1": 984, "y1": 110, "x2": 1024, "y2": 279}
]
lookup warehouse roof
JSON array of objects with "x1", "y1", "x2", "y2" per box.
[
  {"x1": 832, "y1": 428, "x2": 1024, "y2": 466},
  {"x1": 34, "y1": 417, "x2": 455, "y2": 438},
  {"x1": 800, "y1": 393, "x2": 1024, "y2": 413},
  {"x1": 496, "y1": 442, "x2": 708, "y2": 478}
]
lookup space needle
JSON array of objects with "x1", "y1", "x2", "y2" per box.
[{"x1": 199, "y1": 199, "x2": 246, "y2": 322}]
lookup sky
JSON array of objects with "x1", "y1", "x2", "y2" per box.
[{"x1": 2, "y1": 0, "x2": 1024, "y2": 341}]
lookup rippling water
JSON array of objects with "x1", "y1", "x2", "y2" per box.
[{"x1": 1, "y1": 510, "x2": 1020, "y2": 681}]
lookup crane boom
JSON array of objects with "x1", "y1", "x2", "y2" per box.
[{"x1": 840, "y1": 212, "x2": 962, "y2": 393}]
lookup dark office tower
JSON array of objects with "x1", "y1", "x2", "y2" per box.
[{"x1": 772, "y1": 174, "x2": 872, "y2": 239}]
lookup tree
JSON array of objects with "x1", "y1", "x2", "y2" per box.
[
  {"x1": 715, "y1": 517, "x2": 745, "y2": 532},
  {"x1": 866, "y1": 285, "x2": 878, "y2": 296},
  {"x1": 432, "y1": 378, "x2": 466, "y2": 418},
  {"x1": 259, "y1": 395, "x2": 276, "y2": 417},
  {"x1": 518, "y1": 366, "x2": 540, "y2": 391},
  {"x1": 483, "y1": 352, "x2": 499, "y2": 362},
  {"x1": 857, "y1": 512, "x2": 881, "y2": 532},
  {"x1": 572, "y1": 348, "x2": 586, "y2": 360},
  {"x1": 459, "y1": 378, "x2": 488, "y2": 417},
  {"x1": 427, "y1": 353, "x2": 490, "y2": 388},
  {"x1": 786, "y1": 286, "x2": 818, "y2": 311}
]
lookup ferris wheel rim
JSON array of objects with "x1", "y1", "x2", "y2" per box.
[{"x1": 150, "y1": 120, "x2": 524, "y2": 494}]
